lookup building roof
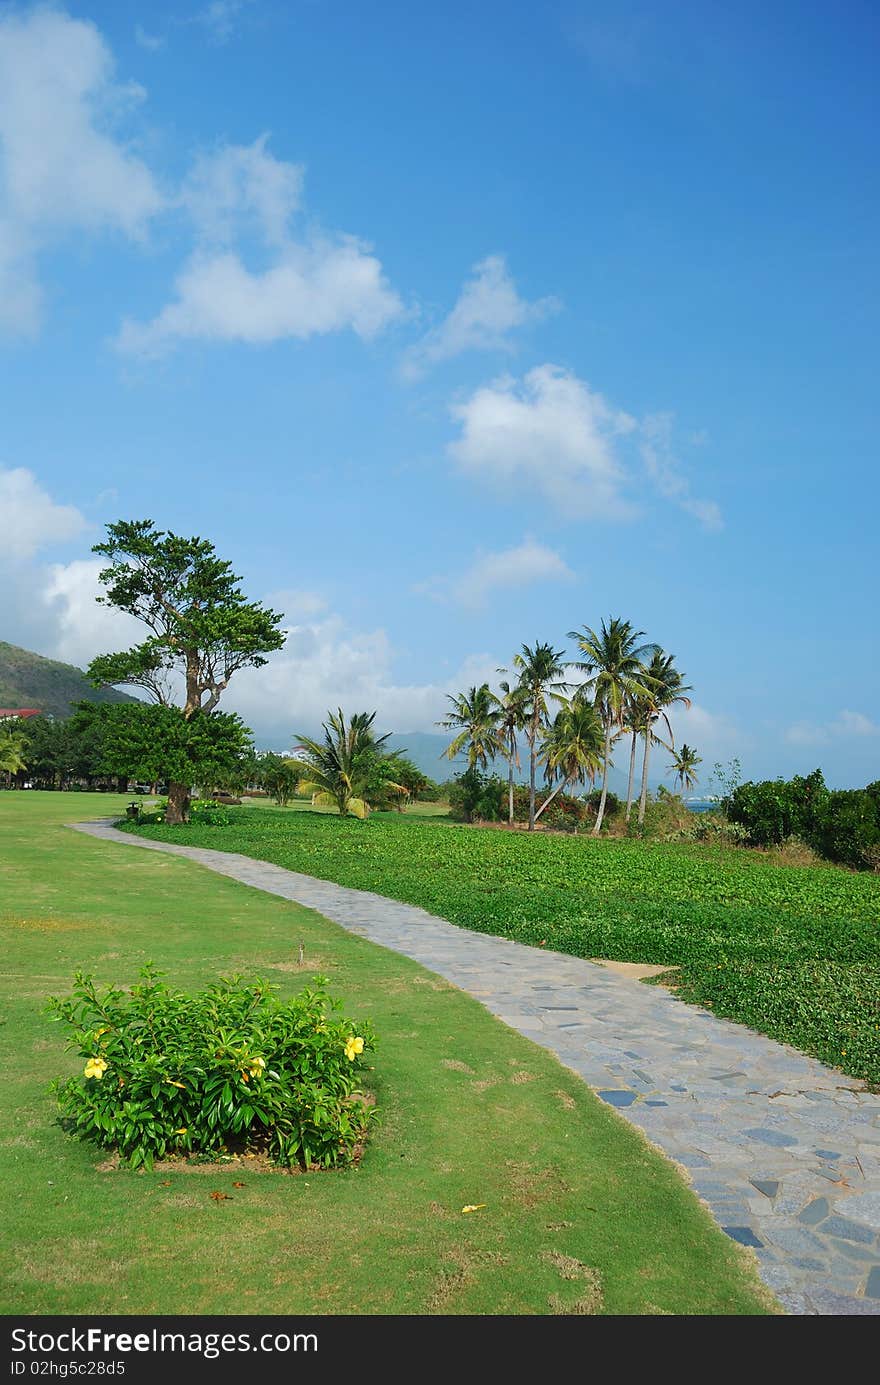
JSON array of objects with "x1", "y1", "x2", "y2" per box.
[{"x1": 0, "y1": 708, "x2": 41, "y2": 719}]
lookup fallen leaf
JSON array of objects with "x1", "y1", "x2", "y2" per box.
[
  {"x1": 209, "y1": 1191, "x2": 233, "y2": 1202},
  {"x1": 232, "y1": 1181, "x2": 246, "y2": 1188},
  {"x1": 461, "y1": 1204, "x2": 487, "y2": 1214}
]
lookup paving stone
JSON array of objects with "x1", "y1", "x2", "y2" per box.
[
  {"x1": 597, "y1": 1089, "x2": 638, "y2": 1108},
  {"x1": 840, "y1": 1192, "x2": 880, "y2": 1232},
  {"x1": 803, "y1": 1290, "x2": 880, "y2": 1316},
  {"x1": 724, "y1": 1226, "x2": 763, "y2": 1248},
  {"x1": 743, "y1": 1127, "x2": 798, "y2": 1147},
  {"x1": 751, "y1": 1179, "x2": 780, "y2": 1199},
  {"x1": 822, "y1": 1215, "x2": 876, "y2": 1244},
  {"x1": 798, "y1": 1198, "x2": 830, "y2": 1226},
  {"x1": 72, "y1": 820, "x2": 880, "y2": 1319}
]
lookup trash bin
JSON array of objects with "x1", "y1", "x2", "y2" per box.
[{"x1": 126, "y1": 802, "x2": 141, "y2": 820}]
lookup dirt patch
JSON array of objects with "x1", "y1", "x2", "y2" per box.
[
  {"x1": 0, "y1": 917, "x2": 87, "y2": 932},
  {"x1": 554, "y1": 1090, "x2": 576, "y2": 1111},
  {"x1": 471, "y1": 1078, "x2": 501, "y2": 1093},
  {"x1": 589, "y1": 958, "x2": 679, "y2": 982},
  {"x1": 441, "y1": 1059, "x2": 475, "y2": 1074},
  {"x1": 426, "y1": 1247, "x2": 509, "y2": 1312},
  {"x1": 510, "y1": 1070, "x2": 536, "y2": 1085},
  {"x1": 505, "y1": 1161, "x2": 569, "y2": 1209},
  {"x1": 542, "y1": 1250, "x2": 603, "y2": 1314}
]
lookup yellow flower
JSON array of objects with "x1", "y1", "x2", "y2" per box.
[
  {"x1": 247, "y1": 1056, "x2": 266, "y2": 1077},
  {"x1": 344, "y1": 1036, "x2": 365, "y2": 1062},
  {"x1": 94, "y1": 1026, "x2": 110, "y2": 1039},
  {"x1": 174, "y1": 1127, "x2": 188, "y2": 1136},
  {"x1": 166, "y1": 1080, "x2": 187, "y2": 1089},
  {"x1": 84, "y1": 1057, "x2": 108, "y2": 1080}
]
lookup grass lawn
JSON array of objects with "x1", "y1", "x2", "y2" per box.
[
  {"x1": 128, "y1": 805, "x2": 880, "y2": 1085},
  {"x1": 0, "y1": 792, "x2": 775, "y2": 1316}
]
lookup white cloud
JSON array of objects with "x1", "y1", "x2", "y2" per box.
[
  {"x1": 403, "y1": 255, "x2": 558, "y2": 377},
  {"x1": 117, "y1": 138, "x2": 403, "y2": 354},
  {"x1": 266, "y1": 589, "x2": 328, "y2": 621},
  {"x1": 0, "y1": 8, "x2": 164, "y2": 335},
  {"x1": 419, "y1": 538, "x2": 574, "y2": 610},
  {"x1": 786, "y1": 710, "x2": 880, "y2": 746},
  {"x1": 134, "y1": 26, "x2": 165, "y2": 53},
  {"x1": 448, "y1": 364, "x2": 637, "y2": 519},
  {"x1": 641, "y1": 413, "x2": 723, "y2": 531},
  {"x1": 182, "y1": 137, "x2": 303, "y2": 248},
  {"x1": 42, "y1": 558, "x2": 144, "y2": 669},
  {"x1": 0, "y1": 467, "x2": 87, "y2": 559},
  {"x1": 225, "y1": 615, "x2": 501, "y2": 741},
  {"x1": 196, "y1": 1, "x2": 251, "y2": 45}
]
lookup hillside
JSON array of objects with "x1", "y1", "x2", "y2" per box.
[{"x1": 0, "y1": 642, "x2": 138, "y2": 719}]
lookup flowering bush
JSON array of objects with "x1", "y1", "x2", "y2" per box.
[
  {"x1": 132, "y1": 798, "x2": 231, "y2": 826},
  {"x1": 48, "y1": 967, "x2": 376, "y2": 1170}
]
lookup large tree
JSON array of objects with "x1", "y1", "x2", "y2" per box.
[
  {"x1": 496, "y1": 676, "x2": 529, "y2": 825},
  {"x1": 535, "y1": 698, "x2": 604, "y2": 823},
  {"x1": 636, "y1": 651, "x2": 692, "y2": 826},
  {"x1": 668, "y1": 743, "x2": 702, "y2": 793},
  {"x1": 291, "y1": 709, "x2": 402, "y2": 818},
  {"x1": 512, "y1": 641, "x2": 568, "y2": 831},
  {"x1": 568, "y1": 617, "x2": 657, "y2": 835},
  {"x1": 87, "y1": 520, "x2": 285, "y2": 823},
  {"x1": 439, "y1": 684, "x2": 505, "y2": 773},
  {"x1": 0, "y1": 721, "x2": 28, "y2": 784}
]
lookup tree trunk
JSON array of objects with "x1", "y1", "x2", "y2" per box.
[
  {"x1": 165, "y1": 779, "x2": 191, "y2": 825},
  {"x1": 534, "y1": 775, "x2": 570, "y2": 822},
  {"x1": 637, "y1": 732, "x2": 652, "y2": 827},
  {"x1": 625, "y1": 730, "x2": 638, "y2": 821},
  {"x1": 508, "y1": 734, "x2": 515, "y2": 825},
  {"x1": 527, "y1": 724, "x2": 537, "y2": 831},
  {"x1": 592, "y1": 722, "x2": 613, "y2": 835}
]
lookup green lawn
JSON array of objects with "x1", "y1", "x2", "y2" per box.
[
  {"x1": 0, "y1": 791, "x2": 774, "y2": 1316},
  {"x1": 129, "y1": 805, "x2": 880, "y2": 1085}
]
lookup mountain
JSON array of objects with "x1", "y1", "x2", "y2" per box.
[
  {"x1": 0, "y1": 641, "x2": 138, "y2": 719},
  {"x1": 385, "y1": 731, "x2": 636, "y2": 792},
  {"x1": 385, "y1": 731, "x2": 466, "y2": 780}
]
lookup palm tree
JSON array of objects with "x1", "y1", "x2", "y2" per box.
[
  {"x1": 290, "y1": 709, "x2": 396, "y2": 818},
  {"x1": 568, "y1": 617, "x2": 658, "y2": 835},
  {"x1": 535, "y1": 699, "x2": 604, "y2": 823},
  {"x1": 439, "y1": 684, "x2": 505, "y2": 771},
  {"x1": 496, "y1": 675, "x2": 529, "y2": 825},
  {"x1": 622, "y1": 690, "x2": 647, "y2": 823},
  {"x1": 636, "y1": 652, "x2": 692, "y2": 826},
  {"x1": 0, "y1": 722, "x2": 28, "y2": 786},
  {"x1": 512, "y1": 641, "x2": 568, "y2": 831},
  {"x1": 669, "y1": 743, "x2": 702, "y2": 793}
]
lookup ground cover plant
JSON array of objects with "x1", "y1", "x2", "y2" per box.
[
  {"x1": 0, "y1": 792, "x2": 774, "y2": 1315},
  {"x1": 129, "y1": 806, "x2": 880, "y2": 1085},
  {"x1": 50, "y1": 968, "x2": 374, "y2": 1170}
]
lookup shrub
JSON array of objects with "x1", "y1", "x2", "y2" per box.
[
  {"x1": 447, "y1": 768, "x2": 504, "y2": 822},
  {"x1": 49, "y1": 967, "x2": 376, "y2": 1170},
  {"x1": 728, "y1": 770, "x2": 880, "y2": 869},
  {"x1": 809, "y1": 788, "x2": 880, "y2": 871},
  {"x1": 189, "y1": 798, "x2": 232, "y2": 826},
  {"x1": 584, "y1": 788, "x2": 621, "y2": 820},
  {"x1": 510, "y1": 784, "x2": 590, "y2": 831},
  {"x1": 727, "y1": 770, "x2": 828, "y2": 847}
]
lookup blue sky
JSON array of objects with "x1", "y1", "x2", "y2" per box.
[{"x1": 1, "y1": 0, "x2": 877, "y2": 787}]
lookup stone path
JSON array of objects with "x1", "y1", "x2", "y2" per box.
[{"x1": 73, "y1": 820, "x2": 880, "y2": 1315}]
